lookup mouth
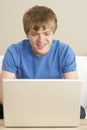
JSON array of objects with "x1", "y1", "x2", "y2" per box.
[{"x1": 36, "y1": 44, "x2": 47, "y2": 49}]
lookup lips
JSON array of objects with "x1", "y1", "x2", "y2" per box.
[{"x1": 36, "y1": 44, "x2": 46, "y2": 49}]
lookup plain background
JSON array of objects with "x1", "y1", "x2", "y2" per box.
[{"x1": 0, "y1": 0, "x2": 87, "y2": 56}]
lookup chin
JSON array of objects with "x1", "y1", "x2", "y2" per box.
[{"x1": 37, "y1": 51, "x2": 48, "y2": 56}]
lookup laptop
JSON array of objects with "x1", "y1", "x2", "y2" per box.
[{"x1": 2, "y1": 79, "x2": 82, "y2": 128}]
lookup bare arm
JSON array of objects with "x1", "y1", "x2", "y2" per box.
[
  {"x1": 0, "y1": 70, "x2": 16, "y2": 79},
  {"x1": 63, "y1": 71, "x2": 78, "y2": 79},
  {"x1": 0, "y1": 70, "x2": 16, "y2": 104}
]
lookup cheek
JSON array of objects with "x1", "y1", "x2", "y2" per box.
[
  {"x1": 47, "y1": 34, "x2": 53, "y2": 41},
  {"x1": 29, "y1": 37, "x2": 37, "y2": 44},
  {"x1": 47, "y1": 37, "x2": 53, "y2": 43}
]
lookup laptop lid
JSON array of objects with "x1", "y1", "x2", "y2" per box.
[{"x1": 3, "y1": 79, "x2": 82, "y2": 127}]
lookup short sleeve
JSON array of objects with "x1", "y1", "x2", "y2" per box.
[
  {"x1": 60, "y1": 45, "x2": 76, "y2": 73},
  {"x1": 2, "y1": 45, "x2": 18, "y2": 73}
]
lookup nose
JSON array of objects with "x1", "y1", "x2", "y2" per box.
[{"x1": 38, "y1": 34, "x2": 45, "y2": 43}]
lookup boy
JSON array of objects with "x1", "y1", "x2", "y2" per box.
[{"x1": 0, "y1": 5, "x2": 77, "y2": 103}]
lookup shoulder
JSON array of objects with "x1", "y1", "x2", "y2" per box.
[
  {"x1": 52, "y1": 40, "x2": 73, "y2": 55},
  {"x1": 3, "y1": 39, "x2": 30, "y2": 65},
  {"x1": 52, "y1": 40, "x2": 69, "y2": 48},
  {"x1": 7, "y1": 39, "x2": 30, "y2": 52},
  {"x1": 52, "y1": 40, "x2": 76, "y2": 65},
  {"x1": 52, "y1": 40, "x2": 76, "y2": 72}
]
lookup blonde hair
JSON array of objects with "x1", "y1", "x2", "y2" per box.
[{"x1": 23, "y1": 5, "x2": 57, "y2": 35}]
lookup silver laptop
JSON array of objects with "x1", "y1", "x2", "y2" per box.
[{"x1": 2, "y1": 79, "x2": 82, "y2": 128}]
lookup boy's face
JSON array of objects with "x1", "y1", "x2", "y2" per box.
[{"x1": 27, "y1": 27, "x2": 54, "y2": 56}]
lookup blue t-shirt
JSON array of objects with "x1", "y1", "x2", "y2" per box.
[{"x1": 2, "y1": 39, "x2": 76, "y2": 79}]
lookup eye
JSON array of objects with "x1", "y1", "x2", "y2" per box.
[
  {"x1": 31, "y1": 33, "x2": 36, "y2": 36},
  {"x1": 45, "y1": 33, "x2": 51, "y2": 36},
  {"x1": 31, "y1": 33, "x2": 37, "y2": 36}
]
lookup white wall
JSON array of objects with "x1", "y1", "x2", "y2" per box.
[{"x1": 0, "y1": 0, "x2": 87, "y2": 55}]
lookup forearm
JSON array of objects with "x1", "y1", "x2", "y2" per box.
[
  {"x1": 64, "y1": 71, "x2": 78, "y2": 79},
  {"x1": 0, "y1": 70, "x2": 16, "y2": 104}
]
